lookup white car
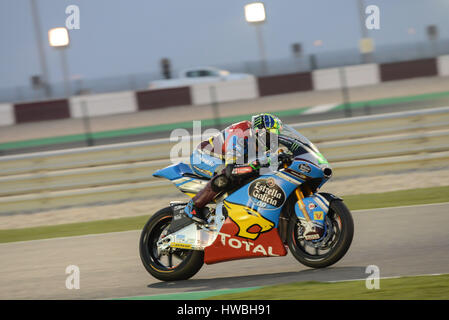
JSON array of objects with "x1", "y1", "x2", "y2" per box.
[{"x1": 148, "y1": 67, "x2": 253, "y2": 89}]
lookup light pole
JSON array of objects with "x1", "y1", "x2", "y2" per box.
[
  {"x1": 244, "y1": 2, "x2": 268, "y2": 76},
  {"x1": 309, "y1": 40, "x2": 324, "y2": 70},
  {"x1": 48, "y1": 27, "x2": 71, "y2": 97},
  {"x1": 426, "y1": 25, "x2": 438, "y2": 57},
  {"x1": 356, "y1": 0, "x2": 374, "y2": 63},
  {"x1": 407, "y1": 27, "x2": 420, "y2": 59},
  {"x1": 30, "y1": 0, "x2": 51, "y2": 98}
]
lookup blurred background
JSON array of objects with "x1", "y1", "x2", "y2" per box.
[
  {"x1": 2, "y1": 0, "x2": 449, "y2": 301},
  {"x1": 1, "y1": 0, "x2": 449, "y2": 101},
  {"x1": 0, "y1": 0, "x2": 449, "y2": 224}
]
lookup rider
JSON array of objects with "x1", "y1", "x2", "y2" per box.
[{"x1": 184, "y1": 113, "x2": 283, "y2": 224}]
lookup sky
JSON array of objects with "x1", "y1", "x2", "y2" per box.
[{"x1": 0, "y1": 0, "x2": 449, "y2": 88}]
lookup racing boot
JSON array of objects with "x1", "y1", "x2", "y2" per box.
[{"x1": 184, "y1": 179, "x2": 218, "y2": 225}]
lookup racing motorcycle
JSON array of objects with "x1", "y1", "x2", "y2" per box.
[{"x1": 139, "y1": 124, "x2": 354, "y2": 281}]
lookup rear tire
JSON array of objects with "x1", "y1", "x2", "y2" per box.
[
  {"x1": 139, "y1": 207, "x2": 204, "y2": 281},
  {"x1": 288, "y1": 200, "x2": 354, "y2": 269}
]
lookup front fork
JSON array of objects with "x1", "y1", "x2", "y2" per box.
[
  {"x1": 293, "y1": 183, "x2": 329, "y2": 241},
  {"x1": 295, "y1": 185, "x2": 313, "y2": 223},
  {"x1": 282, "y1": 160, "x2": 314, "y2": 224}
]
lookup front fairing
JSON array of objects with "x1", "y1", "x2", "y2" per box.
[{"x1": 277, "y1": 124, "x2": 329, "y2": 168}]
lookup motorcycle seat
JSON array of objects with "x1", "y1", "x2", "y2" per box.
[{"x1": 182, "y1": 172, "x2": 211, "y2": 181}]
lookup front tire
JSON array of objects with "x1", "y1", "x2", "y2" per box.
[
  {"x1": 288, "y1": 200, "x2": 354, "y2": 269},
  {"x1": 139, "y1": 207, "x2": 204, "y2": 281}
]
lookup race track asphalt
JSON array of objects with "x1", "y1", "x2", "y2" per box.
[{"x1": 0, "y1": 202, "x2": 448, "y2": 300}]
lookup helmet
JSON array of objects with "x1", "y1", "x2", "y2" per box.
[{"x1": 251, "y1": 113, "x2": 283, "y2": 151}]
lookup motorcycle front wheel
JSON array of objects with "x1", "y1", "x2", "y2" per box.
[
  {"x1": 287, "y1": 200, "x2": 354, "y2": 269},
  {"x1": 139, "y1": 207, "x2": 204, "y2": 281}
]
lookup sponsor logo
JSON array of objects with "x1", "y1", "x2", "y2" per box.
[
  {"x1": 266, "y1": 177, "x2": 276, "y2": 187},
  {"x1": 200, "y1": 156, "x2": 216, "y2": 167},
  {"x1": 193, "y1": 165, "x2": 213, "y2": 177},
  {"x1": 232, "y1": 166, "x2": 253, "y2": 175},
  {"x1": 298, "y1": 163, "x2": 311, "y2": 174},
  {"x1": 291, "y1": 142, "x2": 301, "y2": 151},
  {"x1": 308, "y1": 203, "x2": 316, "y2": 210},
  {"x1": 170, "y1": 242, "x2": 192, "y2": 249},
  {"x1": 314, "y1": 211, "x2": 324, "y2": 220},
  {"x1": 176, "y1": 234, "x2": 186, "y2": 240},
  {"x1": 217, "y1": 232, "x2": 279, "y2": 256},
  {"x1": 284, "y1": 168, "x2": 309, "y2": 181},
  {"x1": 224, "y1": 201, "x2": 275, "y2": 240},
  {"x1": 248, "y1": 179, "x2": 286, "y2": 208}
]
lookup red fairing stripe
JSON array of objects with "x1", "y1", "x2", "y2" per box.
[{"x1": 204, "y1": 218, "x2": 287, "y2": 264}]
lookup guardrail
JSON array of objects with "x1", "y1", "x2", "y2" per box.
[{"x1": 1, "y1": 106, "x2": 449, "y2": 214}]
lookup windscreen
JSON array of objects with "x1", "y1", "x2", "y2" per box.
[
  {"x1": 277, "y1": 124, "x2": 328, "y2": 165},
  {"x1": 279, "y1": 125, "x2": 320, "y2": 154}
]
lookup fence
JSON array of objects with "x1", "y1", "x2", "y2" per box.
[
  {"x1": 1, "y1": 106, "x2": 448, "y2": 214},
  {"x1": 2, "y1": 57, "x2": 449, "y2": 159}
]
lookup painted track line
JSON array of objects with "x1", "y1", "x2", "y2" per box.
[{"x1": 302, "y1": 103, "x2": 338, "y2": 115}]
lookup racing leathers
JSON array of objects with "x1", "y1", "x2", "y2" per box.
[{"x1": 184, "y1": 120, "x2": 265, "y2": 224}]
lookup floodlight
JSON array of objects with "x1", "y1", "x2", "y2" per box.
[
  {"x1": 48, "y1": 27, "x2": 70, "y2": 47},
  {"x1": 244, "y1": 2, "x2": 266, "y2": 23}
]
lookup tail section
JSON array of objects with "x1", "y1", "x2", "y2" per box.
[{"x1": 153, "y1": 162, "x2": 209, "y2": 197}]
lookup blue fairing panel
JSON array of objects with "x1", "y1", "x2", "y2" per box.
[
  {"x1": 190, "y1": 149, "x2": 223, "y2": 178},
  {"x1": 294, "y1": 193, "x2": 331, "y2": 226},
  {"x1": 153, "y1": 162, "x2": 194, "y2": 181},
  {"x1": 224, "y1": 174, "x2": 299, "y2": 228}
]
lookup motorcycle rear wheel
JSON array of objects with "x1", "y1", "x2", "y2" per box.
[
  {"x1": 287, "y1": 200, "x2": 354, "y2": 269},
  {"x1": 139, "y1": 207, "x2": 204, "y2": 281}
]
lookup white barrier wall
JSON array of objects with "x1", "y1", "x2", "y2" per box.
[
  {"x1": 344, "y1": 64, "x2": 380, "y2": 87},
  {"x1": 3, "y1": 56, "x2": 449, "y2": 127},
  {"x1": 0, "y1": 103, "x2": 14, "y2": 126},
  {"x1": 437, "y1": 55, "x2": 449, "y2": 76},
  {"x1": 69, "y1": 91, "x2": 137, "y2": 118},
  {"x1": 312, "y1": 64, "x2": 380, "y2": 91},
  {"x1": 312, "y1": 67, "x2": 342, "y2": 90},
  {"x1": 190, "y1": 76, "x2": 259, "y2": 105}
]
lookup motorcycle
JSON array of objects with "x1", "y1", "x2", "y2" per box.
[{"x1": 139, "y1": 124, "x2": 354, "y2": 281}]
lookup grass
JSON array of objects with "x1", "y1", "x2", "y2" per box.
[
  {"x1": 0, "y1": 185, "x2": 448, "y2": 244},
  {"x1": 205, "y1": 274, "x2": 449, "y2": 300},
  {"x1": 333, "y1": 90, "x2": 449, "y2": 111},
  {"x1": 341, "y1": 185, "x2": 449, "y2": 210},
  {"x1": 0, "y1": 215, "x2": 149, "y2": 244}
]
